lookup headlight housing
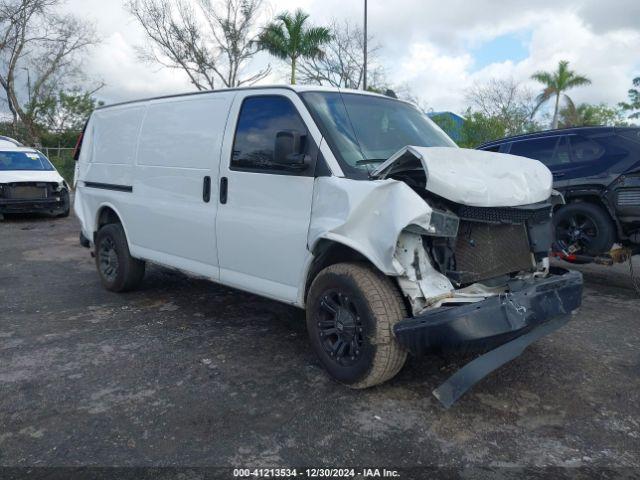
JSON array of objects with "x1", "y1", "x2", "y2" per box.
[{"x1": 425, "y1": 209, "x2": 459, "y2": 237}]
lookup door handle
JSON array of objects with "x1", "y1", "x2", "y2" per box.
[
  {"x1": 202, "y1": 176, "x2": 211, "y2": 202},
  {"x1": 553, "y1": 172, "x2": 565, "y2": 178},
  {"x1": 220, "y1": 176, "x2": 228, "y2": 204}
]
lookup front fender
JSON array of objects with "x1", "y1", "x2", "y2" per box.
[{"x1": 307, "y1": 176, "x2": 436, "y2": 276}]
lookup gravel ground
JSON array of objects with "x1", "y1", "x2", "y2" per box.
[{"x1": 1, "y1": 213, "x2": 639, "y2": 474}]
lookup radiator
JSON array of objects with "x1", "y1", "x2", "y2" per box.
[
  {"x1": 454, "y1": 221, "x2": 533, "y2": 285},
  {"x1": 7, "y1": 184, "x2": 48, "y2": 200}
]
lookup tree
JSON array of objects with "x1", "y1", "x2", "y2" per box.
[
  {"x1": 559, "y1": 102, "x2": 626, "y2": 128},
  {"x1": 34, "y1": 88, "x2": 104, "y2": 132},
  {"x1": 258, "y1": 9, "x2": 331, "y2": 85},
  {"x1": 458, "y1": 111, "x2": 507, "y2": 148},
  {"x1": 128, "y1": 0, "x2": 270, "y2": 90},
  {"x1": 0, "y1": 88, "x2": 101, "y2": 148},
  {"x1": 0, "y1": 0, "x2": 97, "y2": 145},
  {"x1": 466, "y1": 78, "x2": 538, "y2": 136},
  {"x1": 531, "y1": 60, "x2": 591, "y2": 129},
  {"x1": 297, "y1": 19, "x2": 381, "y2": 89},
  {"x1": 619, "y1": 77, "x2": 640, "y2": 120}
]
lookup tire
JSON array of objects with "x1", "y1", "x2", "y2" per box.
[
  {"x1": 553, "y1": 202, "x2": 615, "y2": 257},
  {"x1": 94, "y1": 223, "x2": 145, "y2": 292},
  {"x1": 306, "y1": 262, "x2": 408, "y2": 389}
]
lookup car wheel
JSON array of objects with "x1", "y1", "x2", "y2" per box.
[
  {"x1": 554, "y1": 202, "x2": 615, "y2": 257},
  {"x1": 306, "y1": 262, "x2": 408, "y2": 389},
  {"x1": 95, "y1": 223, "x2": 145, "y2": 292}
]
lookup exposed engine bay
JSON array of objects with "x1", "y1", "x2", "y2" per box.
[
  {"x1": 372, "y1": 146, "x2": 557, "y2": 315},
  {"x1": 307, "y1": 145, "x2": 558, "y2": 316},
  {"x1": 305, "y1": 145, "x2": 579, "y2": 406},
  {"x1": 393, "y1": 188, "x2": 556, "y2": 314}
]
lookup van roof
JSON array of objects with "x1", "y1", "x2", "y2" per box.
[{"x1": 95, "y1": 85, "x2": 395, "y2": 111}]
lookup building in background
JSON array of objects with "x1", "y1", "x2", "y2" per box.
[{"x1": 427, "y1": 111, "x2": 465, "y2": 143}]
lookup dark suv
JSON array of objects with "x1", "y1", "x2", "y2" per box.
[{"x1": 478, "y1": 127, "x2": 640, "y2": 256}]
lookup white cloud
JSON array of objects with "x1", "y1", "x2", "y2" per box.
[
  {"x1": 397, "y1": 42, "x2": 473, "y2": 111},
  {"x1": 48, "y1": 0, "x2": 640, "y2": 116},
  {"x1": 88, "y1": 32, "x2": 193, "y2": 103},
  {"x1": 471, "y1": 13, "x2": 639, "y2": 109},
  {"x1": 384, "y1": 10, "x2": 639, "y2": 113}
]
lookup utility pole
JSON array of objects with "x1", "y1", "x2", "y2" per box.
[
  {"x1": 23, "y1": 68, "x2": 32, "y2": 104},
  {"x1": 363, "y1": 0, "x2": 368, "y2": 91}
]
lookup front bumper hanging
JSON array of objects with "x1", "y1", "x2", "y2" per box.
[
  {"x1": 0, "y1": 188, "x2": 69, "y2": 215},
  {"x1": 393, "y1": 268, "x2": 583, "y2": 407}
]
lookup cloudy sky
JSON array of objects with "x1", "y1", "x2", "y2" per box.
[{"x1": 62, "y1": 0, "x2": 640, "y2": 114}]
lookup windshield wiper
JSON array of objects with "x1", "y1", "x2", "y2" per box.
[{"x1": 356, "y1": 158, "x2": 386, "y2": 165}]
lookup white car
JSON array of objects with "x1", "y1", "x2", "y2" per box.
[
  {"x1": 0, "y1": 137, "x2": 70, "y2": 218},
  {"x1": 73, "y1": 86, "x2": 583, "y2": 406}
]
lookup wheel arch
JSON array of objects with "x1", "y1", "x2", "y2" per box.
[
  {"x1": 560, "y1": 191, "x2": 621, "y2": 238},
  {"x1": 94, "y1": 203, "x2": 133, "y2": 249},
  {"x1": 300, "y1": 237, "x2": 405, "y2": 309}
]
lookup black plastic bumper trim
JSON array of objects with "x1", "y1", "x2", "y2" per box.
[
  {"x1": 393, "y1": 268, "x2": 583, "y2": 356},
  {"x1": 0, "y1": 196, "x2": 68, "y2": 213},
  {"x1": 84, "y1": 181, "x2": 132, "y2": 193},
  {"x1": 433, "y1": 314, "x2": 570, "y2": 408},
  {"x1": 0, "y1": 198, "x2": 61, "y2": 205},
  {"x1": 393, "y1": 268, "x2": 583, "y2": 408}
]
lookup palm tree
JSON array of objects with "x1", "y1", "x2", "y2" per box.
[
  {"x1": 531, "y1": 60, "x2": 591, "y2": 129},
  {"x1": 258, "y1": 9, "x2": 331, "y2": 85},
  {"x1": 619, "y1": 77, "x2": 640, "y2": 119}
]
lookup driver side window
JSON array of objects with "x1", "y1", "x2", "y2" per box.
[{"x1": 231, "y1": 95, "x2": 309, "y2": 174}]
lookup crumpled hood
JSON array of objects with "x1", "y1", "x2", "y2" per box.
[
  {"x1": 371, "y1": 146, "x2": 553, "y2": 207},
  {"x1": 0, "y1": 169, "x2": 63, "y2": 184}
]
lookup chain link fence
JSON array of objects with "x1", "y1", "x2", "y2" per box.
[{"x1": 41, "y1": 147, "x2": 75, "y2": 184}]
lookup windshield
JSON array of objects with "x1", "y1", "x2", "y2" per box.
[
  {"x1": 0, "y1": 151, "x2": 54, "y2": 171},
  {"x1": 301, "y1": 91, "x2": 457, "y2": 177}
]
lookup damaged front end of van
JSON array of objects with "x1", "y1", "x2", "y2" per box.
[{"x1": 309, "y1": 146, "x2": 583, "y2": 407}]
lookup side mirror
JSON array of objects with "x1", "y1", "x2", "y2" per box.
[{"x1": 274, "y1": 130, "x2": 307, "y2": 170}]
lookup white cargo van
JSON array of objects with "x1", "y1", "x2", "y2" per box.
[{"x1": 74, "y1": 86, "x2": 583, "y2": 406}]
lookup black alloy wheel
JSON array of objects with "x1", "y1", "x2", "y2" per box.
[
  {"x1": 98, "y1": 236, "x2": 119, "y2": 282},
  {"x1": 555, "y1": 213, "x2": 600, "y2": 253},
  {"x1": 553, "y1": 202, "x2": 615, "y2": 257},
  {"x1": 94, "y1": 222, "x2": 145, "y2": 292},
  {"x1": 306, "y1": 262, "x2": 407, "y2": 388},
  {"x1": 316, "y1": 290, "x2": 365, "y2": 366}
]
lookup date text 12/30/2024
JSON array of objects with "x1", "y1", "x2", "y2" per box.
[{"x1": 233, "y1": 468, "x2": 401, "y2": 478}]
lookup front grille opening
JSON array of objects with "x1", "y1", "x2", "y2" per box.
[
  {"x1": 453, "y1": 222, "x2": 534, "y2": 285},
  {"x1": 2, "y1": 182, "x2": 56, "y2": 200},
  {"x1": 617, "y1": 188, "x2": 640, "y2": 207},
  {"x1": 456, "y1": 204, "x2": 552, "y2": 224}
]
